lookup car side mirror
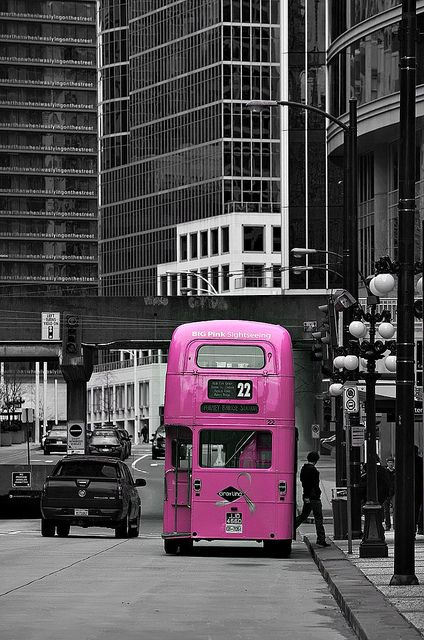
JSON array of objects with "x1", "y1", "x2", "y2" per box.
[{"x1": 135, "y1": 478, "x2": 146, "y2": 487}]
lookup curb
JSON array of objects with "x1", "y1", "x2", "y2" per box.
[{"x1": 303, "y1": 535, "x2": 423, "y2": 640}]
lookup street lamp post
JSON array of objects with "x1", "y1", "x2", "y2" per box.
[
  {"x1": 390, "y1": 0, "x2": 419, "y2": 586},
  {"x1": 246, "y1": 97, "x2": 362, "y2": 537},
  {"x1": 347, "y1": 300, "x2": 395, "y2": 558}
]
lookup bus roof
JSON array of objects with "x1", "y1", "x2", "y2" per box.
[{"x1": 167, "y1": 320, "x2": 293, "y2": 375}]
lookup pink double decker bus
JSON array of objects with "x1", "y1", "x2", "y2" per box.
[{"x1": 162, "y1": 320, "x2": 296, "y2": 556}]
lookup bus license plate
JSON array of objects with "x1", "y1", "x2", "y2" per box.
[
  {"x1": 74, "y1": 509, "x2": 88, "y2": 516},
  {"x1": 226, "y1": 512, "x2": 242, "y2": 534}
]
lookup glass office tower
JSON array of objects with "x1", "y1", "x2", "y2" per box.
[
  {"x1": 99, "y1": 0, "x2": 329, "y2": 296},
  {"x1": 0, "y1": 0, "x2": 98, "y2": 296}
]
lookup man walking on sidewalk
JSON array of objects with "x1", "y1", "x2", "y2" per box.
[{"x1": 295, "y1": 451, "x2": 329, "y2": 547}]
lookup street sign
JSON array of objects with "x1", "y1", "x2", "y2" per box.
[
  {"x1": 21, "y1": 408, "x2": 34, "y2": 423},
  {"x1": 351, "y1": 425, "x2": 365, "y2": 447},
  {"x1": 343, "y1": 384, "x2": 359, "y2": 413},
  {"x1": 303, "y1": 321, "x2": 318, "y2": 332},
  {"x1": 311, "y1": 423, "x2": 320, "y2": 439},
  {"x1": 12, "y1": 471, "x2": 31, "y2": 488},
  {"x1": 67, "y1": 421, "x2": 86, "y2": 455},
  {"x1": 41, "y1": 312, "x2": 60, "y2": 340}
]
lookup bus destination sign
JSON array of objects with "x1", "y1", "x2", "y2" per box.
[
  {"x1": 208, "y1": 379, "x2": 253, "y2": 400},
  {"x1": 201, "y1": 403, "x2": 259, "y2": 414}
]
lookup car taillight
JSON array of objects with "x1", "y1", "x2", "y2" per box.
[
  {"x1": 117, "y1": 482, "x2": 123, "y2": 499},
  {"x1": 41, "y1": 482, "x2": 47, "y2": 497}
]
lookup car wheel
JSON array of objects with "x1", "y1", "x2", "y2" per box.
[
  {"x1": 41, "y1": 519, "x2": 55, "y2": 537},
  {"x1": 164, "y1": 538, "x2": 179, "y2": 554},
  {"x1": 129, "y1": 508, "x2": 140, "y2": 538},
  {"x1": 115, "y1": 514, "x2": 129, "y2": 538},
  {"x1": 57, "y1": 524, "x2": 70, "y2": 537},
  {"x1": 152, "y1": 449, "x2": 158, "y2": 460}
]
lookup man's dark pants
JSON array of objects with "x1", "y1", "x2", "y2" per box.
[{"x1": 295, "y1": 499, "x2": 326, "y2": 542}]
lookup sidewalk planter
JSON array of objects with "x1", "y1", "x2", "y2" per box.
[{"x1": 0, "y1": 432, "x2": 12, "y2": 446}]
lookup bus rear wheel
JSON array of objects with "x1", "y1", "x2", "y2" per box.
[
  {"x1": 263, "y1": 539, "x2": 292, "y2": 558},
  {"x1": 164, "y1": 539, "x2": 179, "y2": 554},
  {"x1": 178, "y1": 539, "x2": 193, "y2": 555}
]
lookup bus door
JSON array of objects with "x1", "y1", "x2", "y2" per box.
[{"x1": 164, "y1": 426, "x2": 193, "y2": 535}]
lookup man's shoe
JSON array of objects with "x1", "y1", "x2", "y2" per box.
[{"x1": 316, "y1": 540, "x2": 330, "y2": 547}]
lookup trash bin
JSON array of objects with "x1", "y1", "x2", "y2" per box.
[{"x1": 332, "y1": 497, "x2": 348, "y2": 540}]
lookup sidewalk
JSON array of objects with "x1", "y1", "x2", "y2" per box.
[{"x1": 299, "y1": 527, "x2": 424, "y2": 640}]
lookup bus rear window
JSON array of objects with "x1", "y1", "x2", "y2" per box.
[
  {"x1": 199, "y1": 430, "x2": 271, "y2": 468},
  {"x1": 196, "y1": 345, "x2": 265, "y2": 369}
]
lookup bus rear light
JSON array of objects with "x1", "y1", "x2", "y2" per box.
[{"x1": 278, "y1": 481, "x2": 287, "y2": 496}]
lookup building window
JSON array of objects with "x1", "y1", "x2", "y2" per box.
[
  {"x1": 243, "y1": 264, "x2": 265, "y2": 287},
  {"x1": 211, "y1": 228, "x2": 219, "y2": 255},
  {"x1": 200, "y1": 230, "x2": 208, "y2": 257},
  {"x1": 190, "y1": 233, "x2": 198, "y2": 259},
  {"x1": 127, "y1": 383, "x2": 134, "y2": 409},
  {"x1": 180, "y1": 235, "x2": 188, "y2": 261},
  {"x1": 222, "y1": 264, "x2": 230, "y2": 291},
  {"x1": 272, "y1": 265, "x2": 281, "y2": 288},
  {"x1": 272, "y1": 227, "x2": 281, "y2": 252},
  {"x1": 187, "y1": 271, "x2": 197, "y2": 295},
  {"x1": 200, "y1": 268, "x2": 209, "y2": 294},
  {"x1": 211, "y1": 266, "x2": 219, "y2": 293},
  {"x1": 115, "y1": 385, "x2": 125, "y2": 410},
  {"x1": 243, "y1": 226, "x2": 264, "y2": 252},
  {"x1": 221, "y1": 226, "x2": 229, "y2": 253},
  {"x1": 170, "y1": 274, "x2": 178, "y2": 296},
  {"x1": 160, "y1": 275, "x2": 167, "y2": 296}
]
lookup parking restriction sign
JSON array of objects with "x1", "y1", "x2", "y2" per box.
[{"x1": 343, "y1": 385, "x2": 358, "y2": 413}]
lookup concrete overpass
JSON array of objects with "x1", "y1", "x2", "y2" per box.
[{"x1": 0, "y1": 294, "x2": 328, "y2": 452}]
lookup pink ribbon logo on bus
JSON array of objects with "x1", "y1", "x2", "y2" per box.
[{"x1": 215, "y1": 473, "x2": 256, "y2": 512}]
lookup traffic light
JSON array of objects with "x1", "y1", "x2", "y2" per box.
[
  {"x1": 63, "y1": 313, "x2": 82, "y2": 357},
  {"x1": 323, "y1": 398, "x2": 332, "y2": 426},
  {"x1": 311, "y1": 341, "x2": 324, "y2": 361}
]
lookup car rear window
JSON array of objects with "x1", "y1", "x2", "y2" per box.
[
  {"x1": 55, "y1": 461, "x2": 118, "y2": 478},
  {"x1": 93, "y1": 430, "x2": 116, "y2": 437}
]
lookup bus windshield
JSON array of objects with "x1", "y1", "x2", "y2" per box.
[
  {"x1": 196, "y1": 344, "x2": 265, "y2": 369},
  {"x1": 199, "y1": 429, "x2": 271, "y2": 469}
]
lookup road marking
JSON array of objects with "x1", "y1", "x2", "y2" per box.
[{"x1": 131, "y1": 454, "x2": 149, "y2": 474}]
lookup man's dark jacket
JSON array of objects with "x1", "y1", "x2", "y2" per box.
[{"x1": 299, "y1": 462, "x2": 321, "y2": 500}]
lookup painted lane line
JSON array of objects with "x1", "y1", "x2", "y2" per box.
[{"x1": 131, "y1": 454, "x2": 149, "y2": 474}]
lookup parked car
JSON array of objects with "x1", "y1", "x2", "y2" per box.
[
  {"x1": 87, "y1": 428, "x2": 125, "y2": 459},
  {"x1": 151, "y1": 425, "x2": 165, "y2": 460},
  {"x1": 44, "y1": 425, "x2": 68, "y2": 455},
  {"x1": 40, "y1": 455, "x2": 146, "y2": 537},
  {"x1": 115, "y1": 427, "x2": 132, "y2": 458}
]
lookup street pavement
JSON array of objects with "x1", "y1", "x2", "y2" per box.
[
  {"x1": 3, "y1": 444, "x2": 424, "y2": 639},
  {"x1": 297, "y1": 454, "x2": 424, "y2": 640}
]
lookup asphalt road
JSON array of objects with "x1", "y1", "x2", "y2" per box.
[{"x1": 0, "y1": 446, "x2": 358, "y2": 640}]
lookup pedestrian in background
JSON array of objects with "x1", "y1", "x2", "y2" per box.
[
  {"x1": 295, "y1": 451, "x2": 329, "y2": 547},
  {"x1": 383, "y1": 456, "x2": 395, "y2": 531},
  {"x1": 141, "y1": 424, "x2": 149, "y2": 444}
]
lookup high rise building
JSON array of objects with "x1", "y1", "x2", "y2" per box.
[
  {"x1": 0, "y1": 0, "x2": 98, "y2": 297},
  {"x1": 99, "y1": 1, "x2": 331, "y2": 296},
  {"x1": 328, "y1": 1, "x2": 424, "y2": 281}
]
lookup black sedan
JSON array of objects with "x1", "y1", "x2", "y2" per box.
[
  {"x1": 151, "y1": 425, "x2": 165, "y2": 460},
  {"x1": 44, "y1": 425, "x2": 68, "y2": 455},
  {"x1": 87, "y1": 429, "x2": 126, "y2": 459}
]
